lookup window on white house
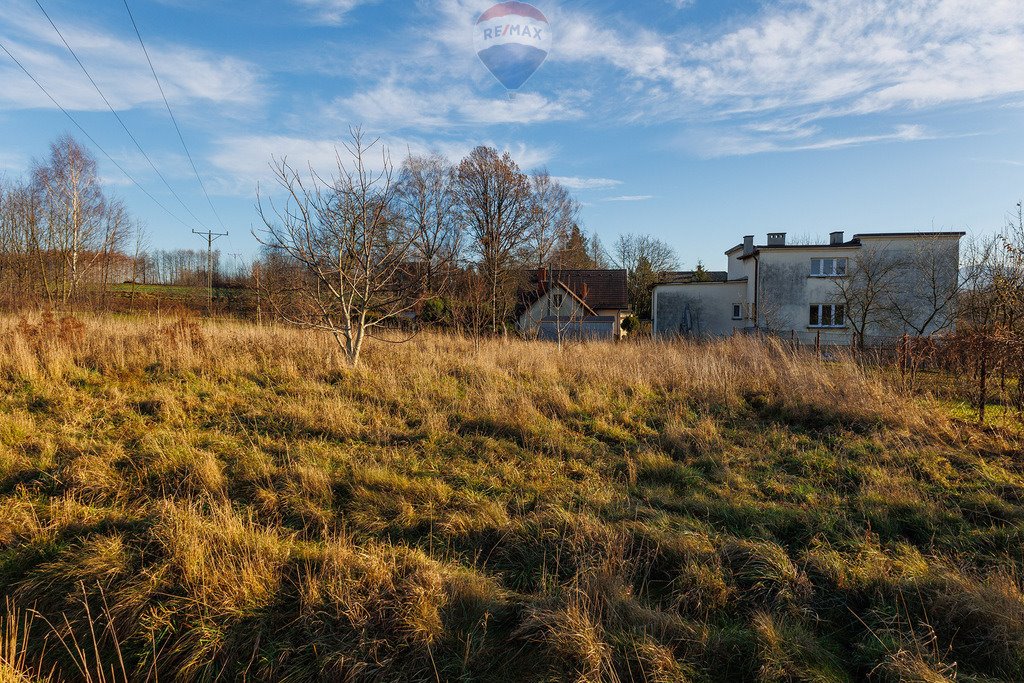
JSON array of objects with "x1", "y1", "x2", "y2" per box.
[
  {"x1": 810, "y1": 258, "x2": 848, "y2": 277},
  {"x1": 551, "y1": 292, "x2": 564, "y2": 309},
  {"x1": 809, "y1": 304, "x2": 845, "y2": 328},
  {"x1": 732, "y1": 304, "x2": 742, "y2": 320}
]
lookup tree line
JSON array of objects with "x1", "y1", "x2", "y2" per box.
[
  {"x1": 938, "y1": 212, "x2": 1024, "y2": 422},
  {"x1": 0, "y1": 134, "x2": 142, "y2": 310},
  {"x1": 0, "y1": 133, "x2": 682, "y2": 347},
  {"x1": 251, "y1": 129, "x2": 688, "y2": 363}
]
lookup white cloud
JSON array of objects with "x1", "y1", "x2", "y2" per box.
[
  {"x1": 332, "y1": 82, "x2": 583, "y2": 129},
  {"x1": 209, "y1": 133, "x2": 553, "y2": 196},
  {"x1": 0, "y1": 151, "x2": 28, "y2": 174},
  {"x1": 552, "y1": 176, "x2": 622, "y2": 190},
  {"x1": 0, "y1": 1, "x2": 264, "y2": 112},
  {"x1": 673, "y1": 0, "x2": 1024, "y2": 119},
  {"x1": 546, "y1": 0, "x2": 1024, "y2": 153},
  {"x1": 554, "y1": 11, "x2": 682, "y2": 83},
  {"x1": 97, "y1": 173, "x2": 135, "y2": 188},
  {"x1": 696, "y1": 124, "x2": 933, "y2": 158},
  {"x1": 603, "y1": 195, "x2": 654, "y2": 202},
  {"x1": 973, "y1": 159, "x2": 1024, "y2": 167},
  {"x1": 292, "y1": 0, "x2": 377, "y2": 25}
]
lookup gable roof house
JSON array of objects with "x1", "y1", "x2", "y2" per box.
[
  {"x1": 518, "y1": 268, "x2": 630, "y2": 341},
  {"x1": 652, "y1": 231, "x2": 965, "y2": 346}
]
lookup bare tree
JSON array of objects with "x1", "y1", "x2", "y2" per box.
[
  {"x1": 997, "y1": 204, "x2": 1024, "y2": 333},
  {"x1": 453, "y1": 267, "x2": 492, "y2": 350},
  {"x1": 255, "y1": 128, "x2": 425, "y2": 367},
  {"x1": 396, "y1": 152, "x2": 461, "y2": 297},
  {"x1": 32, "y1": 134, "x2": 108, "y2": 308},
  {"x1": 613, "y1": 233, "x2": 680, "y2": 320},
  {"x1": 528, "y1": 170, "x2": 578, "y2": 268},
  {"x1": 952, "y1": 234, "x2": 1011, "y2": 421},
  {"x1": 98, "y1": 198, "x2": 132, "y2": 307},
  {"x1": 831, "y1": 246, "x2": 903, "y2": 349},
  {"x1": 129, "y1": 222, "x2": 150, "y2": 312},
  {"x1": 887, "y1": 236, "x2": 971, "y2": 337},
  {"x1": 0, "y1": 176, "x2": 40, "y2": 305},
  {"x1": 455, "y1": 146, "x2": 534, "y2": 334}
]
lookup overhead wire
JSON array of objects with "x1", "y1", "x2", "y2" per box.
[
  {"x1": 33, "y1": 0, "x2": 212, "y2": 232},
  {"x1": 0, "y1": 39, "x2": 202, "y2": 232},
  {"x1": 122, "y1": 0, "x2": 228, "y2": 233}
]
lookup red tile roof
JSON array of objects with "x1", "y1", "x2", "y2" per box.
[{"x1": 524, "y1": 268, "x2": 630, "y2": 311}]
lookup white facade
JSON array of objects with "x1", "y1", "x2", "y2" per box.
[
  {"x1": 518, "y1": 283, "x2": 626, "y2": 340},
  {"x1": 653, "y1": 231, "x2": 965, "y2": 345}
]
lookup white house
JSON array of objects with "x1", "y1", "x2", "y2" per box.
[
  {"x1": 518, "y1": 268, "x2": 630, "y2": 340},
  {"x1": 652, "y1": 231, "x2": 965, "y2": 345}
]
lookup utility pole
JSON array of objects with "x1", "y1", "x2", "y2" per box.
[{"x1": 193, "y1": 229, "x2": 228, "y2": 316}]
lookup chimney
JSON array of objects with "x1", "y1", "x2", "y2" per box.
[
  {"x1": 830, "y1": 231, "x2": 844, "y2": 246},
  {"x1": 537, "y1": 266, "x2": 548, "y2": 294},
  {"x1": 767, "y1": 232, "x2": 786, "y2": 246},
  {"x1": 742, "y1": 235, "x2": 755, "y2": 256}
]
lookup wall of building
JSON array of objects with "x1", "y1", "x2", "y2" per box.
[
  {"x1": 754, "y1": 246, "x2": 860, "y2": 344},
  {"x1": 518, "y1": 287, "x2": 589, "y2": 335},
  {"x1": 536, "y1": 318, "x2": 617, "y2": 341},
  {"x1": 755, "y1": 238, "x2": 961, "y2": 344},
  {"x1": 655, "y1": 234, "x2": 962, "y2": 346},
  {"x1": 520, "y1": 288, "x2": 628, "y2": 338},
  {"x1": 855, "y1": 235, "x2": 962, "y2": 339},
  {"x1": 653, "y1": 282, "x2": 747, "y2": 337},
  {"x1": 592, "y1": 308, "x2": 626, "y2": 337},
  {"x1": 726, "y1": 249, "x2": 746, "y2": 280}
]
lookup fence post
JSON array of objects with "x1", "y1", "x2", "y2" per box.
[
  {"x1": 899, "y1": 333, "x2": 908, "y2": 382},
  {"x1": 978, "y1": 335, "x2": 988, "y2": 424}
]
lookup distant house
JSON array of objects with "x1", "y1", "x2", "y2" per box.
[
  {"x1": 518, "y1": 268, "x2": 630, "y2": 341},
  {"x1": 652, "y1": 231, "x2": 965, "y2": 345}
]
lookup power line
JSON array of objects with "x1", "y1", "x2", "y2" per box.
[
  {"x1": 0, "y1": 39, "x2": 200, "y2": 233},
  {"x1": 33, "y1": 0, "x2": 212, "y2": 232},
  {"x1": 123, "y1": 0, "x2": 228, "y2": 233}
]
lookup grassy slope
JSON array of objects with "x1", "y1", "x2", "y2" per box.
[{"x1": 1, "y1": 315, "x2": 1023, "y2": 682}]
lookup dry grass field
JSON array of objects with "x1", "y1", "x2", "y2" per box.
[{"x1": 1, "y1": 314, "x2": 1023, "y2": 681}]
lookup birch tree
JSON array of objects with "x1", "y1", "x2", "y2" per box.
[
  {"x1": 32, "y1": 135, "x2": 107, "y2": 307},
  {"x1": 528, "y1": 170, "x2": 578, "y2": 268}
]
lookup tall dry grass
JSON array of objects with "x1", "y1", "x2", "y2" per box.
[
  {"x1": 0, "y1": 313, "x2": 940, "y2": 434},
  {"x1": 0, "y1": 313, "x2": 1021, "y2": 681}
]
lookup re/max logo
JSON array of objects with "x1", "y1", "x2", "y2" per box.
[{"x1": 482, "y1": 24, "x2": 543, "y2": 40}]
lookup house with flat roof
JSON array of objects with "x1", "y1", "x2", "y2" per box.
[{"x1": 652, "y1": 231, "x2": 966, "y2": 346}]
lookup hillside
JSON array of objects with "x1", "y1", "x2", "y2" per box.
[{"x1": 1, "y1": 314, "x2": 1023, "y2": 682}]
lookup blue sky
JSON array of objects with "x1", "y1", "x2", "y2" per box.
[{"x1": 1, "y1": 0, "x2": 1023, "y2": 267}]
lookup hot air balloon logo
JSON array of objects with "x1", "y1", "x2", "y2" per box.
[{"x1": 473, "y1": 2, "x2": 551, "y2": 91}]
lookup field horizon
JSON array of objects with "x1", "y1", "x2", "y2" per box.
[{"x1": 1, "y1": 313, "x2": 1023, "y2": 682}]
